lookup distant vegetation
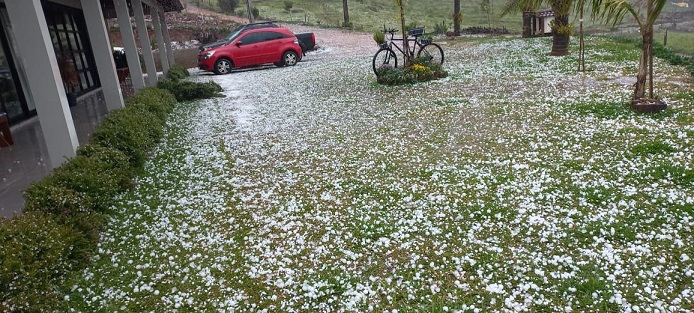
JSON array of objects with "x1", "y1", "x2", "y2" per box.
[{"x1": 184, "y1": 0, "x2": 694, "y2": 37}]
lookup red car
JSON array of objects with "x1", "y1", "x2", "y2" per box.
[{"x1": 198, "y1": 27, "x2": 303, "y2": 75}]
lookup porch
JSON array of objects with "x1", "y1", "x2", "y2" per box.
[{"x1": 0, "y1": 90, "x2": 108, "y2": 218}]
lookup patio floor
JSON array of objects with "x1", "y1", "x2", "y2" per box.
[{"x1": 0, "y1": 90, "x2": 108, "y2": 219}]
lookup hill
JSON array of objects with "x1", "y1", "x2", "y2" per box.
[{"x1": 184, "y1": 0, "x2": 694, "y2": 35}]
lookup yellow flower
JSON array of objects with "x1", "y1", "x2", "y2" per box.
[{"x1": 409, "y1": 64, "x2": 431, "y2": 75}]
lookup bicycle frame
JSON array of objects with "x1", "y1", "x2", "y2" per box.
[{"x1": 382, "y1": 30, "x2": 419, "y2": 60}]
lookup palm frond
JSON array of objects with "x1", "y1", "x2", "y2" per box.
[
  {"x1": 592, "y1": 0, "x2": 642, "y2": 28},
  {"x1": 501, "y1": 0, "x2": 543, "y2": 16},
  {"x1": 647, "y1": 0, "x2": 668, "y2": 26}
]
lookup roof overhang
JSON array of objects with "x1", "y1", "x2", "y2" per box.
[{"x1": 100, "y1": 0, "x2": 183, "y2": 19}]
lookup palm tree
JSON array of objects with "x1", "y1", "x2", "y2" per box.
[
  {"x1": 592, "y1": 0, "x2": 667, "y2": 100},
  {"x1": 502, "y1": 0, "x2": 574, "y2": 56}
]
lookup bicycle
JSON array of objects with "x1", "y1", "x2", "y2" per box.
[{"x1": 372, "y1": 26, "x2": 444, "y2": 75}]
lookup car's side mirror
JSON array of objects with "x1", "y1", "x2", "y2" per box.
[{"x1": 235, "y1": 42, "x2": 243, "y2": 47}]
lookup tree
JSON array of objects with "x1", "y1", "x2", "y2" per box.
[
  {"x1": 394, "y1": 0, "x2": 412, "y2": 66},
  {"x1": 218, "y1": 0, "x2": 239, "y2": 13},
  {"x1": 246, "y1": 0, "x2": 255, "y2": 23},
  {"x1": 454, "y1": 0, "x2": 461, "y2": 35},
  {"x1": 343, "y1": 0, "x2": 350, "y2": 27},
  {"x1": 502, "y1": 0, "x2": 574, "y2": 56},
  {"x1": 592, "y1": 0, "x2": 667, "y2": 100}
]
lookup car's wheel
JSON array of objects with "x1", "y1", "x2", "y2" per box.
[
  {"x1": 281, "y1": 51, "x2": 299, "y2": 67},
  {"x1": 213, "y1": 58, "x2": 233, "y2": 75}
]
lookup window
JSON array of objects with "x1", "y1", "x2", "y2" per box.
[
  {"x1": 43, "y1": 2, "x2": 99, "y2": 96},
  {"x1": 240, "y1": 33, "x2": 263, "y2": 45}
]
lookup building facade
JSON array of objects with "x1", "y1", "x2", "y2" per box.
[
  {"x1": 0, "y1": 0, "x2": 182, "y2": 217},
  {"x1": 0, "y1": 0, "x2": 181, "y2": 168}
]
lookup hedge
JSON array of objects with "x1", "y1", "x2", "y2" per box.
[
  {"x1": 1, "y1": 87, "x2": 177, "y2": 312},
  {"x1": 0, "y1": 72, "x2": 224, "y2": 311}
]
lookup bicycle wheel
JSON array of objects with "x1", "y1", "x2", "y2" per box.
[
  {"x1": 372, "y1": 48, "x2": 398, "y2": 75},
  {"x1": 417, "y1": 43, "x2": 444, "y2": 65}
]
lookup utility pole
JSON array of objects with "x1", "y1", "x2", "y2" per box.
[{"x1": 246, "y1": 0, "x2": 255, "y2": 23}]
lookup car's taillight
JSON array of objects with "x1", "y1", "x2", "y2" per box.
[{"x1": 293, "y1": 39, "x2": 299, "y2": 45}]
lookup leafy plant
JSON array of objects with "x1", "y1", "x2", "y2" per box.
[
  {"x1": 376, "y1": 58, "x2": 448, "y2": 85},
  {"x1": 0, "y1": 212, "x2": 87, "y2": 311},
  {"x1": 166, "y1": 64, "x2": 191, "y2": 81},
  {"x1": 157, "y1": 79, "x2": 224, "y2": 102},
  {"x1": 373, "y1": 30, "x2": 385, "y2": 44},
  {"x1": 433, "y1": 20, "x2": 449, "y2": 35}
]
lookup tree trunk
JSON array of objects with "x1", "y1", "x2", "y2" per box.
[
  {"x1": 454, "y1": 0, "x2": 461, "y2": 36},
  {"x1": 343, "y1": 0, "x2": 350, "y2": 26},
  {"x1": 396, "y1": 1, "x2": 411, "y2": 66},
  {"x1": 550, "y1": 14, "x2": 570, "y2": 56},
  {"x1": 634, "y1": 30, "x2": 651, "y2": 100},
  {"x1": 246, "y1": 0, "x2": 255, "y2": 23}
]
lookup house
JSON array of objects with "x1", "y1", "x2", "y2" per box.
[
  {"x1": 0, "y1": 0, "x2": 183, "y2": 217},
  {"x1": 523, "y1": 9, "x2": 554, "y2": 38}
]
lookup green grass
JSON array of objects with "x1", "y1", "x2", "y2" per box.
[
  {"x1": 63, "y1": 36, "x2": 694, "y2": 312},
  {"x1": 655, "y1": 30, "x2": 694, "y2": 56}
]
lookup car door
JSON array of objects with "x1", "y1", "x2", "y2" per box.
[
  {"x1": 233, "y1": 32, "x2": 265, "y2": 67},
  {"x1": 257, "y1": 31, "x2": 286, "y2": 63}
]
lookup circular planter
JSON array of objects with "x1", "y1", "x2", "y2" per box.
[{"x1": 631, "y1": 98, "x2": 667, "y2": 114}]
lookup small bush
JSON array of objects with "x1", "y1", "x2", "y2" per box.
[
  {"x1": 91, "y1": 108, "x2": 162, "y2": 168},
  {"x1": 167, "y1": 64, "x2": 190, "y2": 81},
  {"x1": 157, "y1": 79, "x2": 224, "y2": 102},
  {"x1": 8, "y1": 86, "x2": 180, "y2": 313},
  {"x1": 24, "y1": 178, "x2": 95, "y2": 216},
  {"x1": 373, "y1": 31, "x2": 385, "y2": 45},
  {"x1": 434, "y1": 20, "x2": 449, "y2": 35},
  {"x1": 125, "y1": 87, "x2": 177, "y2": 121},
  {"x1": 24, "y1": 145, "x2": 131, "y2": 215},
  {"x1": 0, "y1": 212, "x2": 86, "y2": 312},
  {"x1": 376, "y1": 58, "x2": 448, "y2": 85}
]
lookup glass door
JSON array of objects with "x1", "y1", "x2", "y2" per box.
[{"x1": 0, "y1": 6, "x2": 30, "y2": 123}]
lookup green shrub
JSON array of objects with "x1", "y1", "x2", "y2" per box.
[
  {"x1": 91, "y1": 108, "x2": 162, "y2": 168},
  {"x1": 376, "y1": 58, "x2": 448, "y2": 85},
  {"x1": 0, "y1": 212, "x2": 86, "y2": 312},
  {"x1": 24, "y1": 177, "x2": 95, "y2": 216},
  {"x1": 167, "y1": 64, "x2": 190, "y2": 81},
  {"x1": 125, "y1": 87, "x2": 177, "y2": 121},
  {"x1": 373, "y1": 31, "x2": 385, "y2": 45},
  {"x1": 157, "y1": 79, "x2": 223, "y2": 102},
  {"x1": 24, "y1": 145, "x2": 131, "y2": 215},
  {"x1": 5, "y1": 86, "x2": 180, "y2": 313}
]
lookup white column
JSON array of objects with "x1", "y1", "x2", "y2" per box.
[
  {"x1": 132, "y1": 0, "x2": 157, "y2": 86},
  {"x1": 151, "y1": 8, "x2": 170, "y2": 75},
  {"x1": 5, "y1": 0, "x2": 78, "y2": 168},
  {"x1": 81, "y1": 0, "x2": 124, "y2": 111},
  {"x1": 115, "y1": 0, "x2": 146, "y2": 91},
  {"x1": 159, "y1": 11, "x2": 175, "y2": 66}
]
